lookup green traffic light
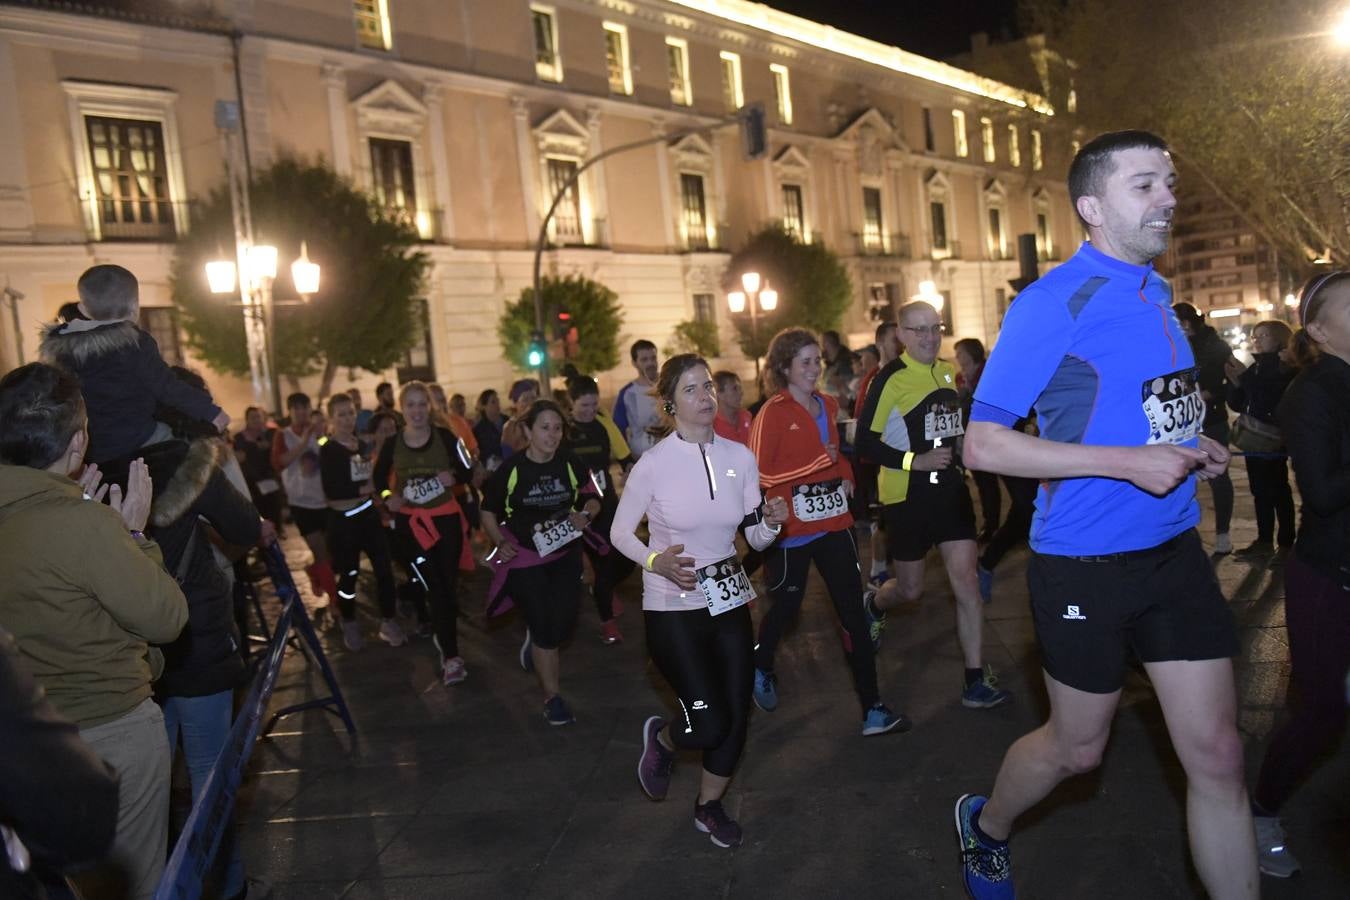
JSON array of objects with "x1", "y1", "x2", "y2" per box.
[{"x1": 527, "y1": 348, "x2": 544, "y2": 366}]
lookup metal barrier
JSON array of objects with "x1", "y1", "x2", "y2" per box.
[{"x1": 153, "y1": 543, "x2": 355, "y2": 900}]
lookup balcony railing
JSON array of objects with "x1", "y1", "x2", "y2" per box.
[
  {"x1": 80, "y1": 194, "x2": 193, "y2": 242},
  {"x1": 545, "y1": 217, "x2": 609, "y2": 249},
  {"x1": 931, "y1": 238, "x2": 962, "y2": 260},
  {"x1": 853, "y1": 232, "x2": 912, "y2": 258},
  {"x1": 680, "y1": 223, "x2": 728, "y2": 253}
]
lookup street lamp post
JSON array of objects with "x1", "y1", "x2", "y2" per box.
[
  {"x1": 727, "y1": 270, "x2": 777, "y2": 378},
  {"x1": 206, "y1": 243, "x2": 319, "y2": 417}
]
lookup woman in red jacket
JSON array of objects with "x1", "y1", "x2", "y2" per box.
[{"x1": 748, "y1": 328, "x2": 908, "y2": 737}]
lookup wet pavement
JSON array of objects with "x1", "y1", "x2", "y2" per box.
[{"x1": 226, "y1": 467, "x2": 1349, "y2": 898}]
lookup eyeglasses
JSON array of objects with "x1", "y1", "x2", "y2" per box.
[{"x1": 900, "y1": 324, "x2": 946, "y2": 337}]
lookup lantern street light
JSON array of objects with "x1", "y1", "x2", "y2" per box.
[
  {"x1": 728, "y1": 270, "x2": 777, "y2": 377},
  {"x1": 206, "y1": 242, "x2": 320, "y2": 417}
]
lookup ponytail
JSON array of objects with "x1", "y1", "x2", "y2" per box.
[{"x1": 1288, "y1": 328, "x2": 1320, "y2": 370}]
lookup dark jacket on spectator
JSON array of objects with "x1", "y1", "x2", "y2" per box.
[
  {"x1": 1227, "y1": 351, "x2": 1295, "y2": 425},
  {"x1": 38, "y1": 319, "x2": 221, "y2": 466},
  {"x1": 1278, "y1": 353, "x2": 1350, "y2": 589},
  {"x1": 1187, "y1": 322, "x2": 1234, "y2": 434},
  {"x1": 144, "y1": 439, "x2": 260, "y2": 699},
  {"x1": 0, "y1": 628, "x2": 120, "y2": 899}
]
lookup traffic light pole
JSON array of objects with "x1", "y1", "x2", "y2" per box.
[{"x1": 529, "y1": 104, "x2": 766, "y2": 386}]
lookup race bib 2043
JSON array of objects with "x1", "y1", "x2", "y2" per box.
[
  {"x1": 402, "y1": 475, "x2": 446, "y2": 505},
  {"x1": 1141, "y1": 368, "x2": 1205, "y2": 445}
]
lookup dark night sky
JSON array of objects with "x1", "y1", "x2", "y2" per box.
[{"x1": 760, "y1": 0, "x2": 1023, "y2": 59}]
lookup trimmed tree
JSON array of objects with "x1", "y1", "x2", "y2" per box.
[
  {"x1": 725, "y1": 226, "x2": 853, "y2": 361},
  {"x1": 664, "y1": 319, "x2": 721, "y2": 359},
  {"x1": 498, "y1": 273, "x2": 624, "y2": 374},
  {"x1": 170, "y1": 157, "x2": 430, "y2": 401}
]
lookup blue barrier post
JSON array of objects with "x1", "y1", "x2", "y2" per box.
[{"x1": 154, "y1": 542, "x2": 355, "y2": 899}]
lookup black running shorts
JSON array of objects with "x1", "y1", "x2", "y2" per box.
[
  {"x1": 1028, "y1": 528, "x2": 1240, "y2": 694},
  {"x1": 881, "y1": 481, "x2": 977, "y2": 562}
]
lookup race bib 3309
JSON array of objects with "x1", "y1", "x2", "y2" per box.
[{"x1": 1141, "y1": 368, "x2": 1205, "y2": 445}]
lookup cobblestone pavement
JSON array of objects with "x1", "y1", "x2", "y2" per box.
[{"x1": 224, "y1": 467, "x2": 1348, "y2": 898}]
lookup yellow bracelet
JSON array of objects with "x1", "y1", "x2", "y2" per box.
[
  {"x1": 902, "y1": 451, "x2": 915, "y2": 471},
  {"x1": 645, "y1": 550, "x2": 659, "y2": 571}
]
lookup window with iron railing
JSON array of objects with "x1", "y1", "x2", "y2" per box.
[
  {"x1": 369, "y1": 138, "x2": 417, "y2": 225},
  {"x1": 85, "y1": 116, "x2": 176, "y2": 240},
  {"x1": 770, "y1": 64, "x2": 793, "y2": 125},
  {"x1": 782, "y1": 184, "x2": 805, "y2": 239},
  {"x1": 680, "y1": 173, "x2": 709, "y2": 250},
  {"x1": 604, "y1": 23, "x2": 632, "y2": 95},
  {"x1": 532, "y1": 6, "x2": 562, "y2": 82},
  {"x1": 862, "y1": 187, "x2": 884, "y2": 251},
  {"x1": 930, "y1": 200, "x2": 948, "y2": 252},
  {"x1": 987, "y1": 206, "x2": 1006, "y2": 259},
  {"x1": 547, "y1": 158, "x2": 583, "y2": 244},
  {"x1": 353, "y1": 0, "x2": 391, "y2": 50},
  {"x1": 720, "y1": 51, "x2": 743, "y2": 112},
  {"x1": 693, "y1": 292, "x2": 716, "y2": 323},
  {"x1": 667, "y1": 38, "x2": 691, "y2": 106}
]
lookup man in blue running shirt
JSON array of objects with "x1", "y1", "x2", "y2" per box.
[{"x1": 952, "y1": 131, "x2": 1256, "y2": 900}]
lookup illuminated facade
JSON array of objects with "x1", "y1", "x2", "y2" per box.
[{"x1": 0, "y1": 0, "x2": 1075, "y2": 408}]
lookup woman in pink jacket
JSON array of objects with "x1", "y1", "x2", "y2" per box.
[{"x1": 611, "y1": 354, "x2": 788, "y2": 849}]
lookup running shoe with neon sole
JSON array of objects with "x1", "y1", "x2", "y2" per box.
[
  {"x1": 752, "y1": 668, "x2": 778, "y2": 712},
  {"x1": 694, "y1": 799, "x2": 743, "y2": 848},
  {"x1": 379, "y1": 618, "x2": 407, "y2": 647},
  {"x1": 600, "y1": 619, "x2": 622, "y2": 644},
  {"x1": 954, "y1": 794, "x2": 1014, "y2": 899},
  {"x1": 1254, "y1": 815, "x2": 1300, "y2": 878},
  {"x1": 962, "y1": 671, "x2": 1011, "y2": 709},
  {"x1": 441, "y1": 656, "x2": 467, "y2": 686},
  {"x1": 543, "y1": 694, "x2": 575, "y2": 726},
  {"x1": 863, "y1": 590, "x2": 886, "y2": 651},
  {"x1": 637, "y1": 716, "x2": 675, "y2": 800},
  {"x1": 861, "y1": 703, "x2": 912, "y2": 736},
  {"x1": 520, "y1": 630, "x2": 534, "y2": 672}
]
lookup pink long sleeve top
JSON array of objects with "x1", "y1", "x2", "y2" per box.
[{"x1": 610, "y1": 432, "x2": 780, "y2": 612}]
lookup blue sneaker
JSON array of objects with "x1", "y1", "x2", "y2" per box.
[
  {"x1": 962, "y1": 671, "x2": 1012, "y2": 709},
  {"x1": 861, "y1": 703, "x2": 911, "y2": 736},
  {"x1": 752, "y1": 668, "x2": 778, "y2": 712},
  {"x1": 867, "y1": 570, "x2": 888, "y2": 588},
  {"x1": 520, "y1": 630, "x2": 534, "y2": 673},
  {"x1": 954, "y1": 794, "x2": 1013, "y2": 898},
  {"x1": 637, "y1": 716, "x2": 675, "y2": 800},
  {"x1": 977, "y1": 565, "x2": 993, "y2": 604},
  {"x1": 862, "y1": 590, "x2": 886, "y2": 651},
  {"x1": 543, "y1": 694, "x2": 575, "y2": 726}
]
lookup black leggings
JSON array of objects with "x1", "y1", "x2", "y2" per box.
[
  {"x1": 756, "y1": 528, "x2": 879, "y2": 712},
  {"x1": 510, "y1": 547, "x2": 582, "y2": 649},
  {"x1": 972, "y1": 469, "x2": 1002, "y2": 533},
  {"x1": 1244, "y1": 455, "x2": 1296, "y2": 547},
  {"x1": 581, "y1": 527, "x2": 637, "y2": 622},
  {"x1": 979, "y1": 474, "x2": 1038, "y2": 572},
  {"x1": 326, "y1": 504, "x2": 397, "y2": 619},
  {"x1": 395, "y1": 512, "x2": 463, "y2": 658},
  {"x1": 645, "y1": 605, "x2": 753, "y2": 778}
]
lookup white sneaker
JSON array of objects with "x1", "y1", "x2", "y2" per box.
[
  {"x1": 378, "y1": 618, "x2": 407, "y2": 647},
  {"x1": 341, "y1": 619, "x2": 364, "y2": 652},
  {"x1": 1254, "y1": 815, "x2": 1300, "y2": 878},
  {"x1": 442, "y1": 656, "x2": 468, "y2": 686},
  {"x1": 1214, "y1": 533, "x2": 1233, "y2": 555}
]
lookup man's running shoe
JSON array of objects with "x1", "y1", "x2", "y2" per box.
[
  {"x1": 693, "y1": 799, "x2": 743, "y2": 848},
  {"x1": 861, "y1": 703, "x2": 912, "y2": 736},
  {"x1": 1254, "y1": 815, "x2": 1300, "y2": 878},
  {"x1": 962, "y1": 672, "x2": 1011, "y2": 709},
  {"x1": 637, "y1": 716, "x2": 674, "y2": 800},
  {"x1": 1213, "y1": 532, "x2": 1233, "y2": 555},
  {"x1": 977, "y1": 565, "x2": 993, "y2": 604},
  {"x1": 520, "y1": 630, "x2": 534, "y2": 672},
  {"x1": 752, "y1": 668, "x2": 778, "y2": 712},
  {"x1": 341, "y1": 619, "x2": 364, "y2": 652},
  {"x1": 379, "y1": 618, "x2": 407, "y2": 647},
  {"x1": 441, "y1": 656, "x2": 468, "y2": 686},
  {"x1": 543, "y1": 694, "x2": 575, "y2": 726},
  {"x1": 863, "y1": 590, "x2": 886, "y2": 651},
  {"x1": 1234, "y1": 539, "x2": 1274, "y2": 560},
  {"x1": 600, "y1": 619, "x2": 622, "y2": 644},
  {"x1": 954, "y1": 794, "x2": 1013, "y2": 899}
]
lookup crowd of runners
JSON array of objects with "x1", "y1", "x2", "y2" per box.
[{"x1": 0, "y1": 129, "x2": 1346, "y2": 899}]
